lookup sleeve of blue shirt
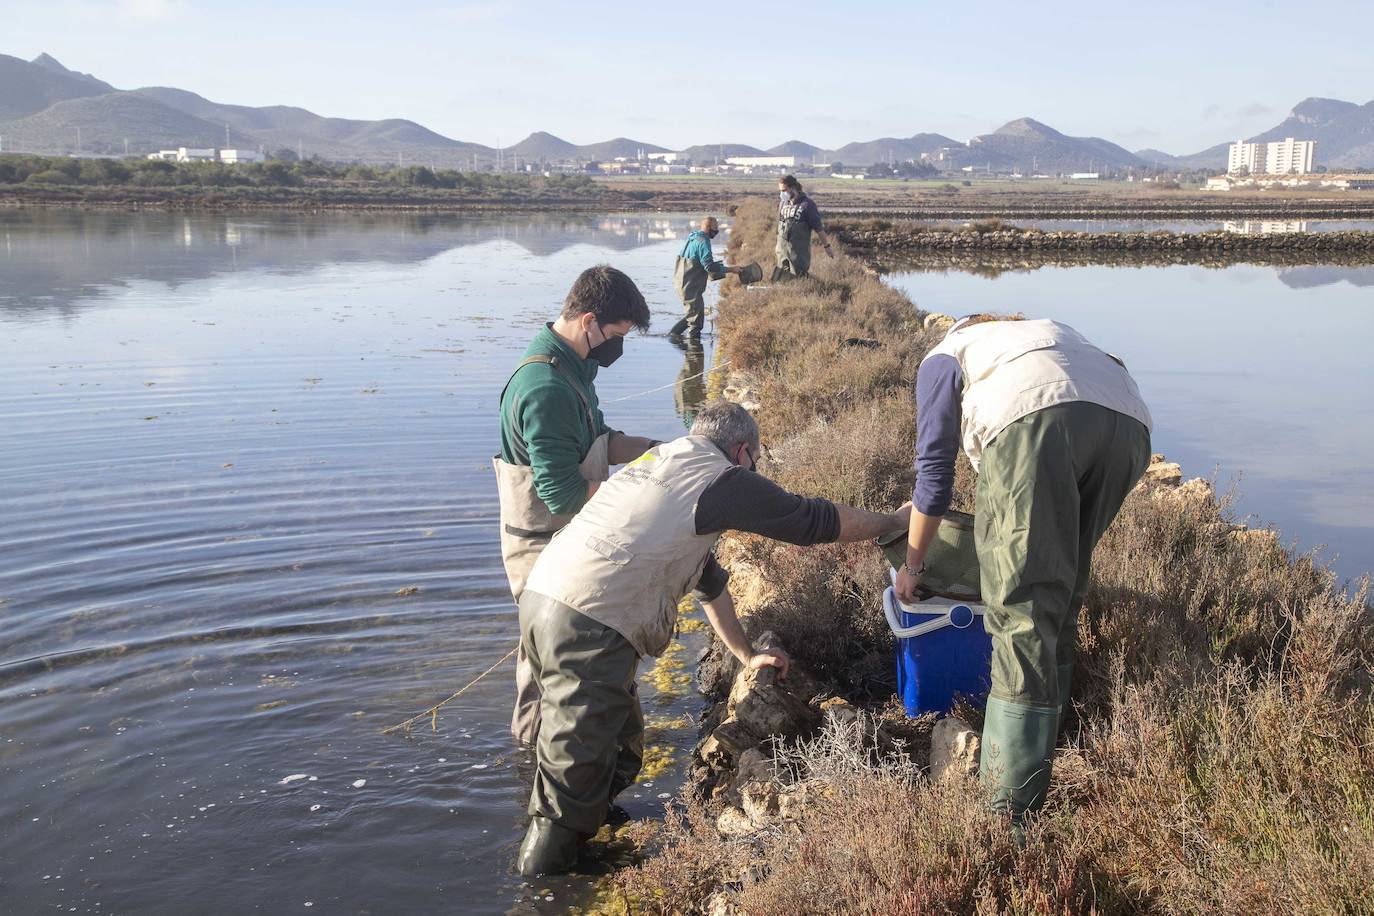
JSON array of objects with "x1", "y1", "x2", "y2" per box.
[
  {"x1": 803, "y1": 199, "x2": 824, "y2": 232},
  {"x1": 694, "y1": 234, "x2": 727, "y2": 280},
  {"x1": 913, "y1": 354, "x2": 963, "y2": 517}
]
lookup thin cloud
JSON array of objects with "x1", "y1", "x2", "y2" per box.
[{"x1": 1238, "y1": 101, "x2": 1273, "y2": 118}]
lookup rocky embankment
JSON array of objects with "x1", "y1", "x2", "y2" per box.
[
  {"x1": 611, "y1": 198, "x2": 1374, "y2": 915},
  {"x1": 834, "y1": 219, "x2": 1374, "y2": 255}
]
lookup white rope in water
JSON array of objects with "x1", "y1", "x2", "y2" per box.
[{"x1": 600, "y1": 358, "x2": 732, "y2": 403}]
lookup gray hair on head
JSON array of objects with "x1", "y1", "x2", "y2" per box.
[{"x1": 690, "y1": 400, "x2": 759, "y2": 453}]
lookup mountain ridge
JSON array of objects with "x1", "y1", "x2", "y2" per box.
[{"x1": 3, "y1": 52, "x2": 1374, "y2": 169}]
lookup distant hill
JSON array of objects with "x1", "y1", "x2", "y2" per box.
[
  {"x1": 767, "y1": 139, "x2": 823, "y2": 158},
  {"x1": 825, "y1": 133, "x2": 958, "y2": 165},
  {"x1": 0, "y1": 53, "x2": 113, "y2": 120},
  {"x1": 1172, "y1": 97, "x2": 1374, "y2": 170},
  {"x1": 1134, "y1": 148, "x2": 1185, "y2": 168},
  {"x1": 677, "y1": 143, "x2": 768, "y2": 163},
  {"x1": 0, "y1": 92, "x2": 257, "y2": 155},
  {"x1": 134, "y1": 86, "x2": 488, "y2": 157},
  {"x1": 955, "y1": 118, "x2": 1143, "y2": 172},
  {"x1": 507, "y1": 131, "x2": 578, "y2": 160},
  {"x1": 578, "y1": 137, "x2": 669, "y2": 160},
  {"x1": 7, "y1": 50, "x2": 1374, "y2": 171}
]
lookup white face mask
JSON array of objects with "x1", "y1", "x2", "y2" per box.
[{"x1": 779, "y1": 191, "x2": 789, "y2": 203}]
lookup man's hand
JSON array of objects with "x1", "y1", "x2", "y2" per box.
[
  {"x1": 749, "y1": 649, "x2": 790, "y2": 680},
  {"x1": 894, "y1": 560, "x2": 924, "y2": 605}
]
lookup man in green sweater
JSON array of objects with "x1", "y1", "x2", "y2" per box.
[
  {"x1": 495, "y1": 265, "x2": 658, "y2": 746},
  {"x1": 669, "y1": 216, "x2": 740, "y2": 339}
]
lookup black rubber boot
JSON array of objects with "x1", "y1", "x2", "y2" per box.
[
  {"x1": 668, "y1": 318, "x2": 689, "y2": 337},
  {"x1": 516, "y1": 815, "x2": 580, "y2": 877}
]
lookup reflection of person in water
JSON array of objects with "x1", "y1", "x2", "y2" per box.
[{"x1": 673, "y1": 337, "x2": 707, "y2": 429}]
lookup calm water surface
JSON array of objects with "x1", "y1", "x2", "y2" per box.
[
  {"x1": 0, "y1": 211, "x2": 722, "y2": 914},
  {"x1": 887, "y1": 262, "x2": 1374, "y2": 583}
]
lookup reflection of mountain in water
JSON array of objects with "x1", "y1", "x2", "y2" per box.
[
  {"x1": 1277, "y1": 265, "x2": 1374, "y2": 289},
  {"x1": 0, "y1": 211, "x2": 692, "y2": 318}
]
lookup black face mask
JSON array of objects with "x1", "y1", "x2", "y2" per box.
[
  {"x1": 707, "y1": 227, "x2": 719, "y2": 238},
  {"x1": 740, "y1": 445, "x2": 757, "y2": 473},
  {"x1": 585, "y1": 325, "x2": 624, "y2": 368}
]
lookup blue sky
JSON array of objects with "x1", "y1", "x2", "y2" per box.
[{"x1": 8, "y1": 0, "x2": 1373, "y2": 154}]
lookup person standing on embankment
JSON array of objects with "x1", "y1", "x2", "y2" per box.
[
  {"x1": 894, "y1": 315, "x2": 1152, "y2": 836},
  {"x1": 670, "y1": 216, "x2": 741, "y2": 339},
  {"x1": 494, "y1": 265, "x2": 661, "y2": 747},
  {"x1": 772, "y1": 174, "x2": 834, "y2": 281},
  {"x1": 514, "y1": 400, "x2": 912, "y2": 875}
]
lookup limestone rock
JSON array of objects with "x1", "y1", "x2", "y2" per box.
[
  {"x1": 1144, "y1": 454, "x2": 1183, "y2": 487},
  {"x1": 929, "y1": 715, "x2": 981, "y2": 781},
  {"x1": 923, "y1": 312, "x2": 955, "y2": 335},
  {"x1": 698, "y1": 632, "x2": 818, "y2": 766},
  {"x1": 739, "y1": 781, "x2": 779, "y2": 824},
  {"x1": 706, "y1": 893, "x2": 739, "y2": 916},
  {"x1": 715, "y1": 806, "x2": 755, "y2": 838},
  {"x1": 711, "y1": 747, "x2": 775, "y2": 808}
]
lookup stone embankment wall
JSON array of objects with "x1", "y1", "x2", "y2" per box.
[{"x1": 835, "y1": 219, "x2": 1374, "y2": 257}]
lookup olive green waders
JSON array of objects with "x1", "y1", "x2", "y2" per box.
[
  {"x1": 517, "y1": 590, "x2": 643, "y2": 873},
  {"x1": 975, "y1": 401, "x2": 1150, "y2": 828},
  {"x1": 772, "y1": 213, "x2": 812, "y2": 282},
  {"x1": 494, "y1": 355, "x2": 611, "y2": 746},
  {"x1": 670, "y1": 255, "x2": 710, "y2": 337}
]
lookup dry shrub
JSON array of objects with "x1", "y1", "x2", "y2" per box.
[
  {"x1": 620, "y1": 198, "x2": 1374, "y2": 916},
  {"x1": 727, "y1": 535, "x2": 894, "y2": 695}
]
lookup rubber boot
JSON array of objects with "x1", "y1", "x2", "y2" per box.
[
  {"x1": 668, "y1": 318, "x2": 689, "y2": 338},
  {"x1": 516, "y1": 815, "x2": 579, "y2": 877},
  {"x1": 979, "y1": 696, "x2": 1058, "y2": 843}
]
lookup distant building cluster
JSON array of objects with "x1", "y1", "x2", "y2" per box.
[
  {"x1": 146, "y1": 147, "x2": 263, "y2": 164},
  {"x1": 1226, "y1": 137, "x2": 1316, "y2": 175}
]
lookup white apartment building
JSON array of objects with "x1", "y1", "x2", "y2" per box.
[
  {"x1": 1265, "y1": 137, "x2": 1315, "y2": 174},
  {"x1": 219, "y1": 149, "x2": 262, "y2": 164},
  {"x1": 1227, "y1": 138, "x2": 1316, "y2": 175},
  {"x1": 1227, "y1": 141, "x2": 1261, "y2": 174}
]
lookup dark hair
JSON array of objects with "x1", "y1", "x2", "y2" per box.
[
  {"x1": 561, "y1": 265, "x2": 651, "y2": 330},
  {"x1": 779, "y1": 174, "x2": 803, "y2": 194}
]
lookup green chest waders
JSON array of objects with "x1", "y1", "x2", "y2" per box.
[{"x1": 493, "y1": 355, "x2": 610, "y2": 746}]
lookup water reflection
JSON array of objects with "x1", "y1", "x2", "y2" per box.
[
  {"x1": 1222, "y1": 220, "x2": 1308, "y2": 235},
  {"x1": 885, "y1": 261, "x2": 1374, "y2": 583},
  {"x1": 673, "y1": 337, "x2": 708, "y2": 428},
  {"x1": 0, "y1": 210, "x2": 691, "y2": 319},
  {"x1": 0, "y1": 211, "x2": 709, "y2": 915}
]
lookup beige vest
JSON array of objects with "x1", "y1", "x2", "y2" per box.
[
  {"x1": 524, "y1": 436, "x2": 731, "y2": 657},
  {"x1": 924, "y1": 319, "x2": 1152, "y2": 471}
]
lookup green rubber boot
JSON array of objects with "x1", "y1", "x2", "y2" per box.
[
  {"x1": 979, "y1": 696, "x2": 1058, "y2": 841},
  {"x1": 516, "y1": 815, "x2": 580, "y2": 877}
]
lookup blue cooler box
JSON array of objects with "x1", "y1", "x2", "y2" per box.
[{"x1": 883, "y1": 585, "x2": 993, "y2": 716}]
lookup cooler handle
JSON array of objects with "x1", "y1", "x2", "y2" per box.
[{"x1": 883, "y1": 587, "x2": 977, "y2": 639}]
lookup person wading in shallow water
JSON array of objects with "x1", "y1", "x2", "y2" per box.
[
  {"x1": 772, "y1": 174, "x2": 834, "y2": 281},
  {"x1": 669, "y1": 216, "x2": 741, "y2": 340},
  {"x1": 514, "y1": 400, "x2": 911, "y2": 875},
  {"x1": 896, "y1": 314, "x2": 1152, "y2": 839},
  {"x1": 494, "y1": 265, "x2": 660, "y2": 747}
]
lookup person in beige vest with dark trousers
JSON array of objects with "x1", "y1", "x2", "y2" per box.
[
  {"x1": 515, "y1": 400, "x2": 911, "y2": 875},
  {"x1": 896, "y1": 315, "x2": 1152, "y2": 840}
]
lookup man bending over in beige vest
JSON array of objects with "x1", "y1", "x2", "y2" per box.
[{"x1": 515, "y1": 400, "x2": 911, "y2": 876}]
